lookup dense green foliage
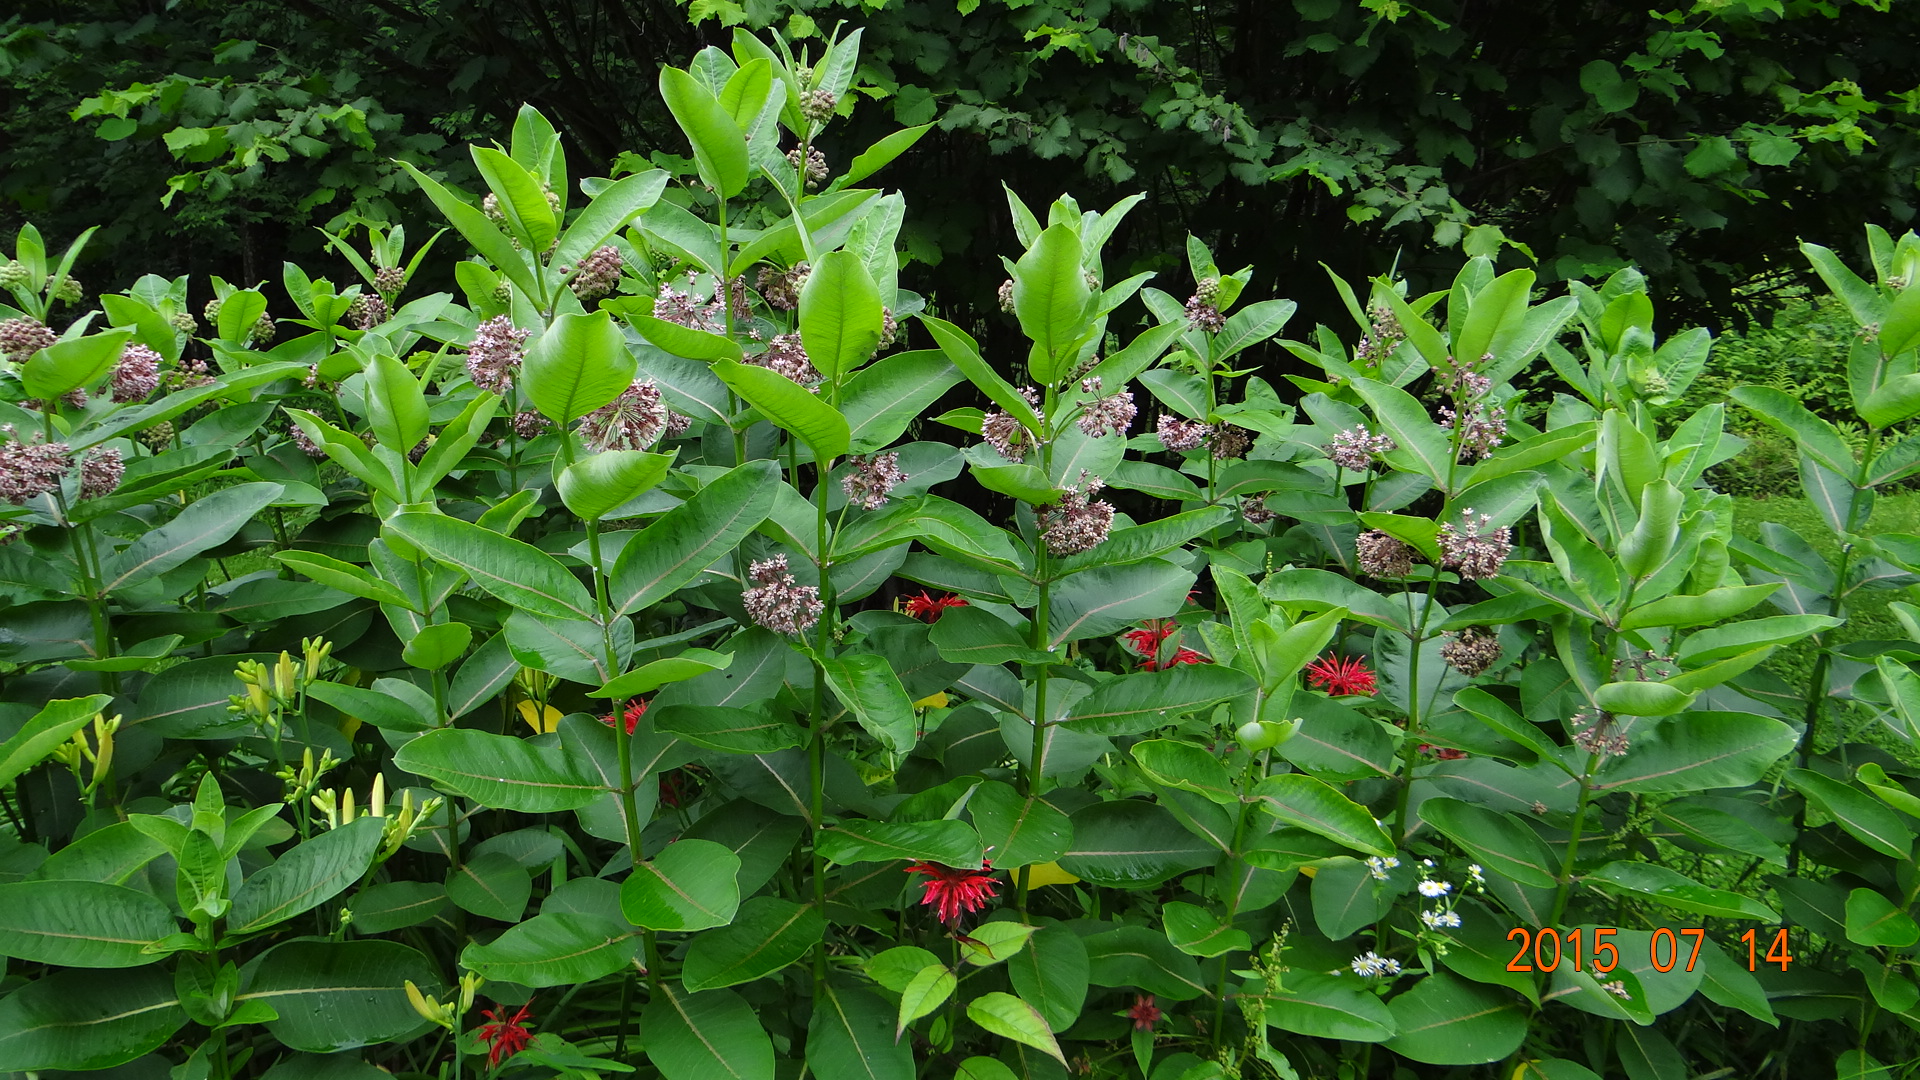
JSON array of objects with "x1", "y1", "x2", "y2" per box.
[
  {"x1": 8, "y1": 15, "x2": 1920, "y2": 1080},
  {"x1": 6, "y1": 0, "x2": 1920, "y2": 338}
]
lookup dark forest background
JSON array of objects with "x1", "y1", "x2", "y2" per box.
[{"x1": 5, "y1": 0, "x2": 1918, "y2": 354}]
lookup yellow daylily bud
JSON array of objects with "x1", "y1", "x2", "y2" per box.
[
  {"x1": 517, "y1": 699, "x2": 561, "y2": 735},
  {"x1": 371, "y1": 774, "x2": 387, "y2": 819},
  {"x1": 274, "y1": 651, "x2": 297, "y2": 701},
  {"x1": 341, "y1": 787, "x2": 356, "y2": 824},
  {"x1": 405, "y1": 980, "x2": 453, "y2": 1030},
  {"x1": 458, "y1": 972, "x2": 485, "y2": 1015}
]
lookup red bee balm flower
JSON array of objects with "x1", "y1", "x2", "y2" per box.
[
  {"x1": 478, "y1": 1002, "x2": 535, "y2": 1067},
  {"x1": 1141, "y1": 648, "x2": 1210, "y2": 672},
  {"x1": 905, "y1": 591, "x2": 969, "y2": 622},
  {"x1": 1306, "y1": 654, "x2": 1377, "y2": 697},
  {"x1": 600, "y1": 699, "x2": 647, "y2": 735},
  {"x1": 1128, "y1": 994, "x2": 1162, "y2": 1030},
  {"x1": 904, "y1": 859, "x2": 999, "y2": 924}
]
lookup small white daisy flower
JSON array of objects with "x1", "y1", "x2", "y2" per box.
[{"x1": 1417, "y1": 879, "x2": 1453, "y2": 898}]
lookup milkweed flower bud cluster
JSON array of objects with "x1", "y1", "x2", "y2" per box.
[
  {"x1": 800, "y1": 88, "x2": 839, "y2": 125},
  {"x1": 0, "y1": 426, "x2": 71, "y2": 504},
  {"x1": 349, "y1": 293, "x2": 390, "y2": 330},
  {"x1": 1074, "y1": 377, "x2": 1136, "y2": 438},
  {"x1": 1155, "y1": 414, "x2": 1209, "y2": 452},
  {"x1": 465, "y1": 316, "x2": 529, "y2": 393},
  {"x1": 787, "y1": 146, "x2": 828, "y2": 188},
  {"x1": 1036, "y1": 471, "x2": 1115, "y2": 556},
  {"x1": 1440, "y1": 627, "x2": 1502, "y2": 675},
  {"x1": 982, "y1": 388, "x2": 1042, "y2": 461},
  {"x1": 742, "y1": 554, "x2": 823, "y2": 636},
  {"x1": 565, "y1": 245, "x2": 624, "y2": 300},
  {"x1": 375, "y1": 266, "x2": 406, "y2": 294},
  {"x1": 1356, "y1": 298, "x2": 1405, "y2": 366},
  {"x1": 1437, "y1": 509, "x2": 1513, "y2": 580},
  {"x1": 1355, "y1": 530, "x2": 1414, "y2": 578},
  {"x1": 0, "y1": 316, "x2": 56, "y2": 361},
  {"x1": 578, "y1": 381, "x2": 669, "y2": 451},
  {"x1": 1208, "y1": 424, "x2": 1252, "y2": 460},
  {"x1": 1323, "y1": 425, "x2": 1396, "y2": 471},
  {"x1": 752, "y1": 333, "x2": 820, "y2": 385},
  {"x1": 79, "y1": 447, "x2": 123, "y2": 498},
  {"x1": 757, "y1": 262, "x2": 809, "y2": 310},
  {"x1": 111, "y1": 344, "x2": 162, "y2": 402},
  {"x1": 842, "y1": 452, "x2": 907, "y2": 510}
]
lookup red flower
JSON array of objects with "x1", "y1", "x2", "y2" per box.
[
  {"x1": 1122, "y1": 620, "x2": 1177, "y2": 653},
  {"x1": 1306, "y1": 654, "x2": 1377, "y2": 697},
  {"x1": 1419, "y1": 743, "x2": 1468, "y2": 761},
  {"x1": 903, "y1": 859, "x2": 999, "y2": 925},
  {"x1": 1128, "y1": 993, "x2": 1162, "y2": 1031},
  {"x1": 600, "y1": 699, "x2": 647, "y2": 735},
  {"x1": 905, "y1": 591, "x2": 969, "y2": 622},
  {"x1": 478, "y1": 1002, "x2": 535, "y2": 1067},
  {"x1": 1141, "y1": 647, "x2": 1211, "y2": 672}
]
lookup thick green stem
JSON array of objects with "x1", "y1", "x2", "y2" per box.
[{"x1": 1547, "y1": 752, "x2": 1603, "y2": 929}]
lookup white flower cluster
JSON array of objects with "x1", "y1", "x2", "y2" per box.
[
  {"x1": 1416, "y1": 860, "x2": 1465, "y2": 934},
  {"x1": 1349, "y1": 951, "x2": 1402, "y2": 978},
  {"x1": 1365, "y1": 854, "x2": 1400, "y2": 881}
]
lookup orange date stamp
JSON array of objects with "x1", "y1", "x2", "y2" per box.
[{"x1": 1504, "y1": 927, "x2": 1793, "y2": 972}]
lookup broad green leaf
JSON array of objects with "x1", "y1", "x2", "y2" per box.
[
  {"x1": 524, "y1": 310, "x2": 637, "y2": 423},
  {"x1": 398, "y1": 162, "x2": 541, "y2": 301},
  {"x1": 652, "y1": 704, "x2": 803, "y2": 754},
  {"x1": 0, "y1": 694, "x2": 111, "y2": 787},
  {"x1": 1054, "y1": 505, "x2": 1235, "y2": 574},
  {"x1": 969, "y1": 780, "x2": 1073, "y2": 868},
  {"x1": 1619, "y1": 584, "x2": 1781, "y2": 630},
  {"x1": 387, "y1": 512, "x2": 596, "y2": 620},
  {"x1": 810, "y1": 980, "x2": 914, "y2": 1080},
  {"x1": 395, "y1": 728, "x2": 606, "y2": 813},
  {"x1": 799, "y1": 250, "x2": 884, "y2": 382},
  {"x1": 215, "y1": 289, "x2": 268, "y2": 346},
  {"x1": 242, "y1": 940, "x2": 440, "y2": 1052},
  {"x1": 659, "y1": 67, "x2": 750, "y2": 198},
  {"x1": 228, "y1": 818, "x2": 384, "y2": 934},
  {"x1": 621, "y1": 839, "x2": 742, "y2": 931},
  {"x1": 844, "y1": 124, "x2": 933, "y2": 186},
  {"x1": 1593, "y1": 680, "x2": 1696, "y2": 716},
  {"x1": 306, "y1": 679, "x2": 434, "y2": 733},
  {"x1": 821, "y1": 652, "x2": 916, "y2": 751},
  {"x1": 1418, "y1": 799, "x2": 1557, "y2": 888},
  {"x1": 272, "y1": 550, "x2": 414, "y2": 608},
  {"x1": 1860, "y1": 373, "x2": 1920, "y2": 428},
  {"x1": 1595, "y1": 712, "x2": 1796, "y2": 793},
  {"x1": 1453, "y1": 268, "x2": 1533, "y2": 368},
  {"x1": 0, "y1": 967, "x2": 185, "y2": 1071},
  {"x1": 1014, "y1": 224, "x2": 1091, "y2": 382},
  {"x1": 1254, "y1": 969, "x2": 1396, "y2": 1042},
  {"x1": 558, "y1": 450, "x2": 675, "y2": 521},
  {"x1": 462, "y1": 913, "x2": 641, "y2": 986},
  {"x1": 1163, "y1": 900, "x2": 1252, "y2": 957},
  {"x1": 713, "y1": 358, "x2": 850, "y2": 460},
  {"x1": 1351, "y1": 377, "x2": 1456, "y2": 483},
  {"x1": 896, "y1": 964, "x2": 956, "y2": 1037},
  {"x1": 1131, "y1": 739, "x2": 1239, "y2": 805},
  {"x1": 446, "y1": 850, "x2": 531, "y2": 921},
  {"x1": 555, "y1": 169, "x2": 669, "y2": 267},
  {"x1": 1787, "y1": 768, "x2": 1915, "y2": 859},
  {"x1": 1382, "y1": 973, "x2": 1527, "y2": 1065},
  {"x1": 347, "y1": 881, "x2": 450, "y2": 934},
  {"x1": 683, "y1": 896, "x2": 824, "y2": 991},
  {"x1": 1047, "y1": 559, "x2": 1198, "y2": 645},
  {"x1": 967, "y1": 992, "x2": 1066, "y2": 1066},
  {"x1": 1058, "y1": 799, "x2": 1216, "y2": 886},
  {"x1": 928, "y1": 606, "x2": 1049, "y2": 666},
  {"x1": 1083, "y1": 925, "x2": 1208, "y2": 1000},
  {"x1": 1587, "y1": 862, "x2": 1781, "y2": 921},
  {"x1": 27, "y1": 821, "x2": 165, "y2": 885},
  {"x1": 1677, "y1": 615, "x2": 1840, "y2": 666},
  {"x1": 1007, "y1": 925, "x2": 1089, "y2": 1032},
  {"x1": 593, "y1": 649, "x2": 734, "y2": 699},
  {"x1": 1846, "y1": 888, "x2": 1920, "y2": 947},
  {"x1": 472, "y1": 146, "x2": 558, "y2": 251},
  {"x1": 101, "y1": 483, "x2": 284, "y2": 592},
  {"x1": 959, "y1": 922, "x2": 1038, "y2": 966},
  {"x1": 363, "y1": 352, "x2": 428, "y2": 455},
  {"x1": 609, "y1": 460, "x2": 780, "y2": 613},
  {"x1": 866, "y1": 946, "x2": 945, "y2": 993},
  {"x1": 402, "y1": 621, "x2": 472, "y2": 671},
  {"x1": 0, "y1": 880, "x2": 174, "y2": 967},
  {"x1": 1252, "y1": 774, "x2": 1395, "y2": 856},
  {"x1": 1729, "y1": 385, "x2": 1857, "y2": 478},
  {"x1": 642, "y1": 984, "x2": 773, "y2": 1080},
  {"x1": 632, "y1": 313, "x2": 744, "y2": 362},
  {"x1": 920, "y1": 315, "x2": 1041, "y2": 432},
  {"x1": 819, "y1": 819, "x2": 983, "y2": 867},
  {"x1": 20, "y1": 329, "x2": 132, "y2": 398},
  {"x1": 842, "y1": 349, "x2": 963, "y2": 452}
]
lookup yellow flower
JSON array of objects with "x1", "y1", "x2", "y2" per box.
[{"x1": 517, "y1": 699, "x2": 562, "y2": 735}]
